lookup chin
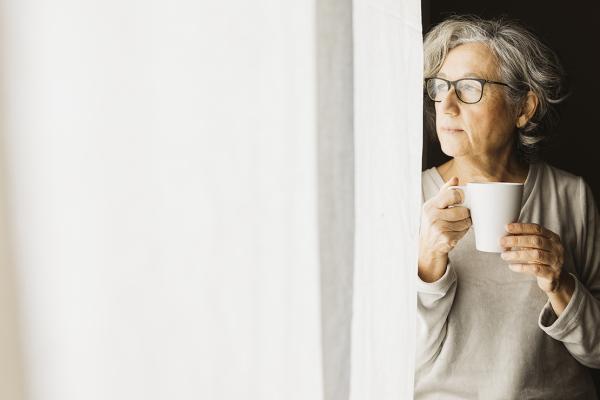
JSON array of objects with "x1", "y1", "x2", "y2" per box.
[{"x1": 439, "y1": 141, "x2": 467, "y2": 158}]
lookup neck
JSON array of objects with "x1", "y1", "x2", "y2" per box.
[{"x1": 440, "y1": 151, "x2": 528, "y2": 185}]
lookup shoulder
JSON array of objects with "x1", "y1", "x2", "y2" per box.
[
  {"x1": 532, "y1": 161, "x2": 593, "y2": 239},
  {"x1": 531, "y1": 162, "x2": 589, "y2": 219},
  {"x1": 536, "y1": 161, "x2": 579, "y2": 182},
  {"x1": 534, "y1": 162, "x2": 584, "y2": 194},
  {"x1": 524, "y1": 162, "x2": 589, "y2": 231}
]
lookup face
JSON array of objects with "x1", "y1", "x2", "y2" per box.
[{"x1": 434, "y1": 42, "x2": 517, "y2": 160}]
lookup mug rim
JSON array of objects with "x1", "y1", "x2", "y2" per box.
[{"x1": 467, "y1": 182, "x2": 524, "y2": 186}]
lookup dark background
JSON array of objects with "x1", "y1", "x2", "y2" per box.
[
  {"x1": 421, "y1": 0, "x2": 600, "y2": 393},
  {"x1": 422, "y1": 0, "x2": 600, "y2": 205}
]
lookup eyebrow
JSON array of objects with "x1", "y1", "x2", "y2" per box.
[{"x1": 437, "y1": 72, "x2": 486, "y2": 79}]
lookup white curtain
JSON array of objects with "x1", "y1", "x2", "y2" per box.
[
  {"x1": 350, "y1": 1, "x2": 422, "y2": 399},
  {"x1": 0, "y1": 0, "x2": 421, "y2": 399}
]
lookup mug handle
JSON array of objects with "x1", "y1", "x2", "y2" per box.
[{"x1": 448, "y1": 185, "x2": 470, "y2": 209}]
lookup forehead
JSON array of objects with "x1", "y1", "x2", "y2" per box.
[{"x1": 437, "y1": 42, "x2": 500, "y2": 80}]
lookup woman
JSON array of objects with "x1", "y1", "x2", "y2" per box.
[{"x1": 416, "y1": 16, "x2": 600, "y2": 400}]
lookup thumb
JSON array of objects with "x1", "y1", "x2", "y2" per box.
[
  {"x1": 440, "y1": 176, "x2": 463, "y2": 204},
  {"x1": 441, "y1": 176, "x2": 459, "y2": 189}
]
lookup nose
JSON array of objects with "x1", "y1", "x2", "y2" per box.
[{"x1": 438, "y1": 86, "x2": 460, "y2": 116}]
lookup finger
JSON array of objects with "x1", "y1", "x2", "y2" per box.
[
  {"x1": 501, "y1": 248, "x2": 557, "y2": 266},
  {"x1": 441, "y1": 176, "x2": 459, "y2": 190},
  {"x1": 444, "y1": 229, "x2": 470, "y2": 248},
  {"x1": 436, "y1": 206, "x2": 470, "y2": 222},
  {"x1": 435, "y1": 218, "x2": 472, "y2": 233},
  {"x1": 499, "y1": 235, "x2": 553, "y2": 252},
  {"x1": 505, "y1": 223, "x2": 560, "y2": 242},
  {"x1": 433, "y1": 187, "x2": 464, "y2": 210},
  {"x1": 508, "y1": 263, "x2": 554, "y2": 278}
]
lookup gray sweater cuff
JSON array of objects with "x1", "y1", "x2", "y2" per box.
[
  {"x1": 417, "y1": 263, "x2": 457, "y2": 296},
  {"x1": 538, "y1": 273, "x2": 584, "y2": 336}
]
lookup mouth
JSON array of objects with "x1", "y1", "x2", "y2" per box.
[{"x1": 440, "y1": 127, "x2": 464, "y2": 133}]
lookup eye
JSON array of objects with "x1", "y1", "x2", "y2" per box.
[
  {"x1": 428, "y1": 79, "x2": 447, "y2": 94},
  {"x1": 459, "y1": 81, "x2": 480, "y2": 93},
  {"x1": 426, "y1": 78, "x2": 450, "y2": 102}
]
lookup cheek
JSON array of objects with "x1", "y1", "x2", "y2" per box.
[
  {"x1": 468, "y1": 103, "x2": 515, "y2": 138},
  {"x1": 433, "y1": 104, "x2": 442, "y2": 121},
  {"x1": 487, "y1": 112, "x2": 516, "y2": 140}
]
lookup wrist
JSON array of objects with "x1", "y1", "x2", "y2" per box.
[
  {"x1": 418, "y1": 254, "x2": 448, "y2": 283},
  {"x1": 546, "y1": 272, "x2": 575, "y2": 316},
  {"x1": 549, "y1": 271, "x2": 575, "y2": 295}
]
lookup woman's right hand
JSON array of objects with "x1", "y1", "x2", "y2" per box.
[{"x1": 418, "y1": 176, "x2": 472, "y2": 282}]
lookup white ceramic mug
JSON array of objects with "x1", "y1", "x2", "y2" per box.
[{"x1": 449, "y1": 182, "x2": 524, "y2": 253}]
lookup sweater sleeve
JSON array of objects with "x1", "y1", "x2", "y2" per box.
[
  {"x1": 416, "y1": 263, "x2": 457, "y2": 372},
  {"x1": 538, "y1": 178, "x2": 600, "y2": 368}
]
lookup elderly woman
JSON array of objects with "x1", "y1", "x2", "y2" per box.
[{"x1": 416, "y1": 16, "x2": 600, "y2": 400}]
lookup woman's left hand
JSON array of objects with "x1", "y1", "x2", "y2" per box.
[{"x1": 500, "y1": 223, "x2": 568, "y2": 294}]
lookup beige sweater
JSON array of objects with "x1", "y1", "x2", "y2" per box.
[{"x1": 415, "y1": 162, "x2": 600, "y2": 400}]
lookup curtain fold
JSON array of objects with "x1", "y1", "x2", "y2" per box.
[
  {"x1": 350, "y1": 1, "x2": 422, "y2": 399},
  {"x1": 317, "y1": 0, "x2": 355, "y2": 399}
]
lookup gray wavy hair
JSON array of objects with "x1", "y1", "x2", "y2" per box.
[{"x1": 424, "y1": 15, "x2": 568, "y2": 162}]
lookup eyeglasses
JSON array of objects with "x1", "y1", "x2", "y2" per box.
[{"x1": 424, "y1": 77, "x2": 514, "y2": 104}]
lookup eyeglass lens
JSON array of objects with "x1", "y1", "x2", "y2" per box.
[{"x1": 426, "y1": 78, "x2": 483, "y2": 104}]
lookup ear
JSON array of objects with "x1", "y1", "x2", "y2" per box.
[{"x1": 516, "y1": 91, "x2": 539, "y2": 128}]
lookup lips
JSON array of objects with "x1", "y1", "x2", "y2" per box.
[{"x1": 440, "y1": 127, "x2": 464, "y2": 133}]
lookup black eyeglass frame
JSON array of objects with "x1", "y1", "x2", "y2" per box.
[{"x1": 424, "y1": 77, "x2": 516, "y2": 104}]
